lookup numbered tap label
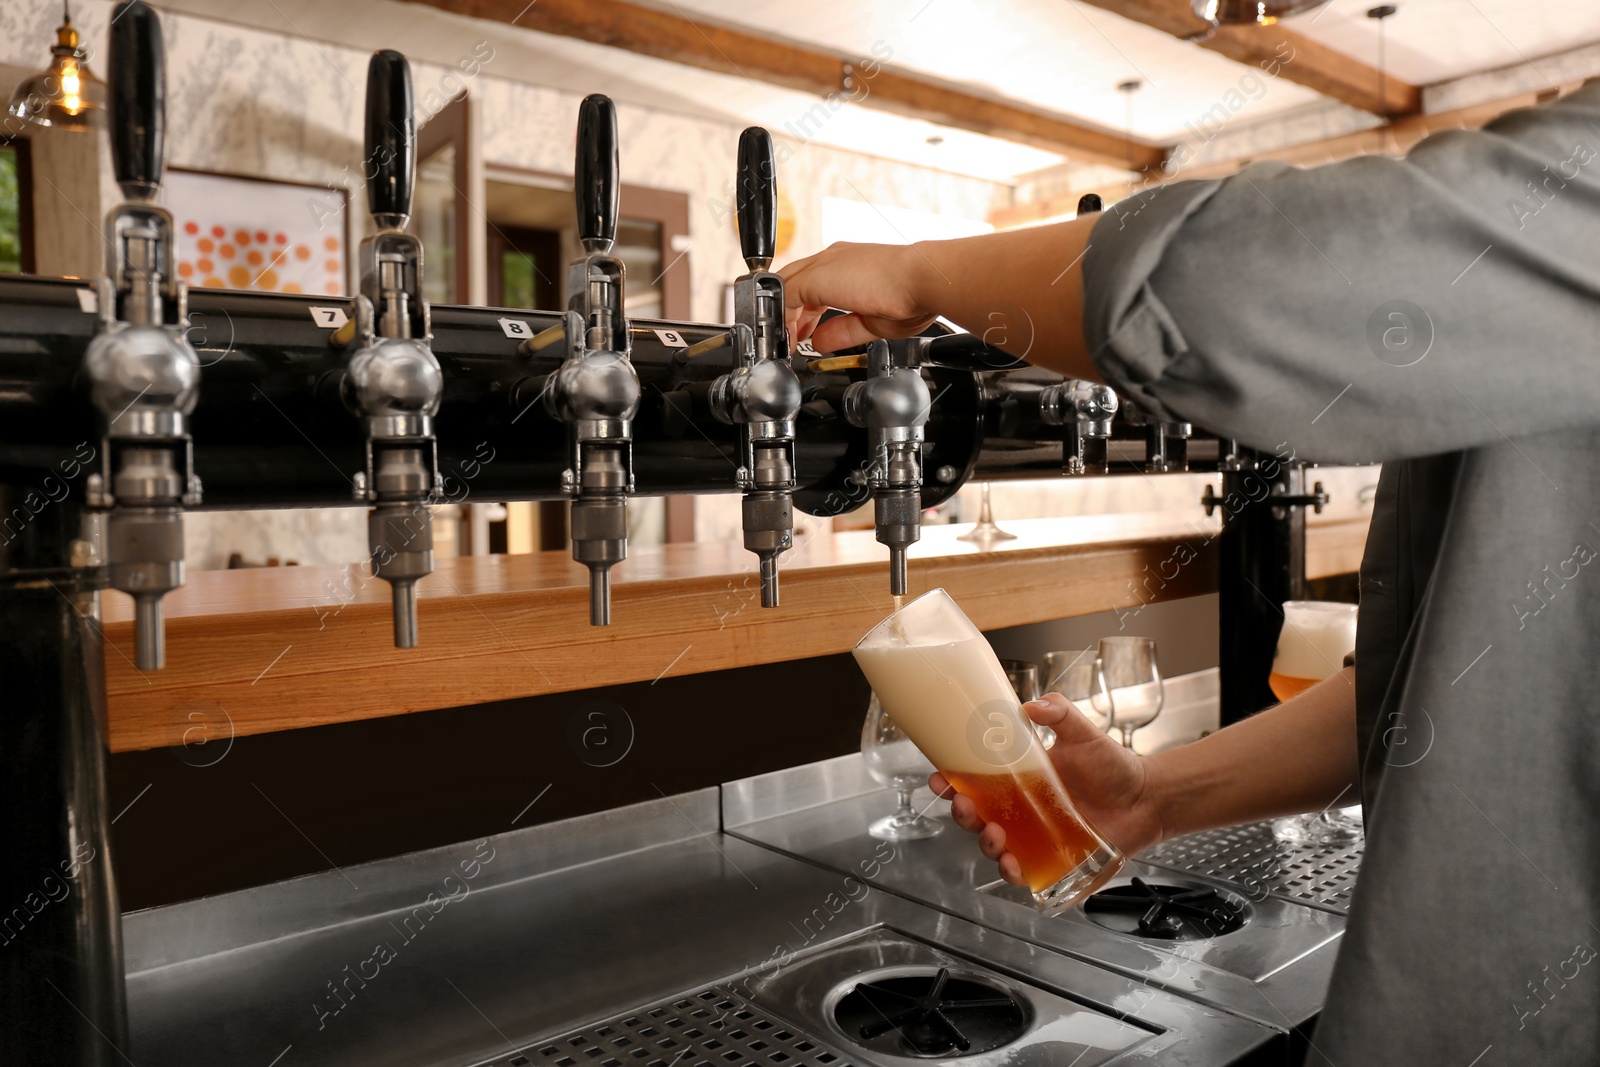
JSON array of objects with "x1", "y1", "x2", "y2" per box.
[
  {"x1": 309, "y1": 306, "x2": 349, "y2": 329},
  {"x1": 652, "y1": 328, "x2": 688, "y2": 348},
  {"x1": 498, "y1": 317, "x2": 534, "y2": 339}
]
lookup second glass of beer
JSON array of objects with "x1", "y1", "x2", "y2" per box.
[{"x1": 853, "y1": 589, "x2": 1124, "y2": 913}]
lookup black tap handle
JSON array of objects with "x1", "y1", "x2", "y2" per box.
[
  {"x1": 365, "y1": 50, "x2": 415, "y2": 231},
  {"x1": 109, "y1": 1, "x2": 165, "y2": 201},
  {"x1": 1077, "y1": 193, "x2": 1104, "y2": 215},
  {"x1": 737, "y1": 127, "x2": 776, "y2": 271},
  {"x1": 576, "y1": 94, "x2": 619, "y2": 254}
]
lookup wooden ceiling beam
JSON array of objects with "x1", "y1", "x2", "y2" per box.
[
  {"x1": 1076, "y1": 0, "x2": 1421, "y2": 118},
  {"x1": 409, "y1": 0, "x2": 1167, "y2": 171},
  {"x1": 990, "y1": 83, "x2": 1571, "y2": 229}
]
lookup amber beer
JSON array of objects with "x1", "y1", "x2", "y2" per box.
[
  {"x1": 1269, "y1": 601, "x2": 1359, "y2": 702},
  {"x1": 853, "y1": 589, "x2": 1123, "y2": 910}
]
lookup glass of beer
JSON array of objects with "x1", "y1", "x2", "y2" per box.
[
  {"x1": 1269, "y1": 600, "x2": 1358, "y2": 701},
  {"x1": 853, "y1": 589, "x2": 1124, "y2": 912},
  {"x1": 1269, "y1": 600, "x2": 1361, "y2": 845}
]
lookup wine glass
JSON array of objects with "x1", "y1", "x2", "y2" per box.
[
  {"x1": 957, "y1": 482, "x2": 1015, "y2": 543},
  {"x1": 1000, "y1": 659, "x2": 1055, "y2": 749},
  {"x1": 1097, "y1": 636, "x2": 1163, "y2": 750},
  {"x1": 1043, "y1": 649, "x2": 1113, "y2": 733},
  {"x1": 860, "y1": 692, "x2": 943, "y2": 840},
  {"x1": 1269, "y1": 601, "x2": 1362, "y2": 845}
]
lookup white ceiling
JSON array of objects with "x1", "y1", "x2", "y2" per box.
[
  {"x1": 663, "y1": 0, "x2": 1327, "y2": 141},
  {"x1": 112, "y1": 0, "x2": 1600, "y2": 182},
  {"x1": 1302, "y1": 0, "x2": 1600, "y2": 86}
]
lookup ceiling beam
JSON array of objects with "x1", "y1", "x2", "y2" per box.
[
  {"x1": 1075, "y1": 0, "x2": 1421, "y2": 118},
  {"x1": 990, "y1": 83, "x2": 1570, "y2": 228},
  {"x1": 408, "y1": 0, "x2": 1168, "y2": 171}
]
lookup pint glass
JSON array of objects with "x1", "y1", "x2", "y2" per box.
[{"x1": 853, "y1": 588, "x2": 1124, "y2": 912}]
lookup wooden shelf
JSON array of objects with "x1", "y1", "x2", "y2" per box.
[
  {"x1": 1306, "y1": 516, "x2": 1370, "y2": 582},
  {"x1": 100, "y1": 511, "x2": 1366, "y2": 753}
]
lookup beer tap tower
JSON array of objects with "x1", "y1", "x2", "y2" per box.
[
  {"x1": 1, "y1": 5, "x2": 151, "y2": 1061},
  {"x1": 545, "y1": 94, "x2": 642, "y2": 626},
  {"x1": 343, "y1": 50, "x2": 445, "y2": 649},
  {"x1": 83, "y1": 0, "x2": 200, "y2": 671},
  {"x1": 711, "y1": 127, "x2": 802, "y2": 606}
]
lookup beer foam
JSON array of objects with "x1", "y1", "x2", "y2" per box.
[
  {"x1": 1272, "y1": 601, "x2": 1357, "y2": 683},
  {"x1": 855, "y1": 630, "x2": 1053, "y2": 778}
]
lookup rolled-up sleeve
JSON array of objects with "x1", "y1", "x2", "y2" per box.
[{"x1": 1081, "y1": 80, "x2": 1600, "y2": 464}]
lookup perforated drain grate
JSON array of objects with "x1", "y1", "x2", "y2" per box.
[
  {"x1": 470, "y1": 986, "x2": 853, "y2": 1067},
  {"x1": 1140, "y1": 821, "x2": 1363, "y2": 913}
]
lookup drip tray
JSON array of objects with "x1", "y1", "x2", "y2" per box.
[
  {"x1": 469, "y1": 987, "x2": 854, "y2": 1067},
  {"x1": 742, "y1": 928, "x2": 1156, "y2": 1066},
  {"x1": 482, "y1": 930, "x2": 1157, "y2": 1067}
]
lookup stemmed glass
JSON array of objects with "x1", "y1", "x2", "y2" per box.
[
  {"x1": 860, "y1": 692, "x2": 942, "y2": 840},
  {"x1": 957, "y1": 483, "x2": 1015, "y2": 543},
  {"x1": 1043, "y1": 649, "x2": 1114, "y2": 734},
  {"x1": 1000, "y1": 659, "x2": 1055, "y2": 749},
  {"x1": 1097, "y1": 637, "x2": 1164, "y2": 751}
]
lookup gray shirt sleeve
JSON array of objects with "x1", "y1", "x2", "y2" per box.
[{"x1": 1081, "y1": 80, "x2": 1600, "y2": 465}]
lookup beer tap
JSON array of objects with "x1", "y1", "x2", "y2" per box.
[
  {"x1": 1039, "y1": 380, "x2": 1119, "y2": 475},
  {"x1": 545, "y1": 94, "x2": 641, "y2": 626},
  {"x1": 1126, "y1": 405, "x2": 1193, "y2": 473},
  {"x1": 343, "y1": 50, "x2": 444, "y2": 648},
  {"x1": 710, "y1": 127, "x2": 801, "y2": 607},
  {"x1": 83, "y1": 0, "x2": 200, "y2": 670},
  {"x1": 843, "y1": 339, "x2": 931, "y2": 598}
]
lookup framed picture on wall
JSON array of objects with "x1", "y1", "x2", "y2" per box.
[{"x1": 164, "y1": 169, "x2": 350, "y2": 296}]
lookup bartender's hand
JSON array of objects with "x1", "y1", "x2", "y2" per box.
[
  {"x1": 777, "y1": 216, "x2": 1103, "y2": 383},
  {"x1": 929, "y1": 693, "x2": 1163, "y2": 887},
  {"x1": 779, "y1": 242, "x2": 938, "y2": 354}
]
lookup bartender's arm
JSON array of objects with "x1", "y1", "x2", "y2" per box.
[
  {"x1": 784, "y1": 80, "x2": 1600, "y2": 467},
  {"x1": 929, "y1": 673, "x2": 1357, "y2": 885},
  {"x1": 781, "y1": 219, "x2": 1100, "y2": 380}
]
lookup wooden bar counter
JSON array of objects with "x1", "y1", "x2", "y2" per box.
[{"x1": 99, "y1": 512, "x2": 1368, "y2": 753}]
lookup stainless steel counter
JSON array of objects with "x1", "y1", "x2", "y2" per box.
[
  {"x1": 723, "y1": 758, "x2": 1342, "y2": 1032},
  {"x1": 124, "y1": 787, "x2": 1279, "y2": 1066},
  {"x1": 721, "y1": 670, "x2": 1355, "y2": 1032}
]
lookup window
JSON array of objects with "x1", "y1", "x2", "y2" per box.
[
  {"x1": 414, "y1": 144, "x2": 458, "y2": 304},
  {"x1": 0, "y1": 139, "x2": 33, "y2": 274}
]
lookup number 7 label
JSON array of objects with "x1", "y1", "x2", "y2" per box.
[{"x1": 309, "y1": 306, "x2": 349, "y2": 329}]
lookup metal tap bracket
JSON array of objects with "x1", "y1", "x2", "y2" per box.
[
  {"x1": 83, "y1": 0, "x2": 200, "y2": 671},
  {"x1": 342, "y1": 49, "x2": 445, "y2": 650}
]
